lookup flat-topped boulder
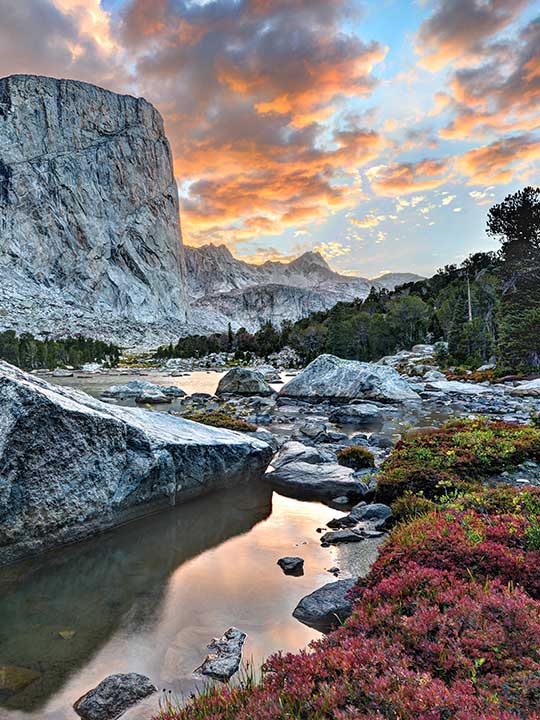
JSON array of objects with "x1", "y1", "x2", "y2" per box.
[
  {"x1": 101, "y1": 380, "x2": 186, "y2": 404},
  {"x1": 279, "y1": 355, "x2": 420, "y2": 403},
  {"x1": 293, "y1": 579, "x2": 356, "y2": 632},
  {"x1": 0, "y1": 361, "x2": 272, "y2": 565},
  {"x1": 216, "y1": 368, "x2": 273, "y2": 397},
  {"x1": 264, "y1": 460, "x2": 373, "y2": 501}
]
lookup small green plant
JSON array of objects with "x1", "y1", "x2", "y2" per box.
[
  {"x1": 337, "y1": 445, "x2": 375, "y2": 470},
  {"x1": 391, "y1": 491, "x2": 438, "y2": 523},
  {"x1": 530, "y1": 409, "x2": 540, "y2": 429},
  {"x1": 183, "y1": 411, "x2": 257, "y2": 432}
]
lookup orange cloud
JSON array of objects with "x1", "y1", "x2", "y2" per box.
[
  {"x1": 456, "y1": 134, "x2": 540, "y2": 185},
  {"x1": 368, "y1": 159, "x2": 451, "y2": 197},
  {"x1": 416, "y1": 0, "x2": 528, "y2": 71}
]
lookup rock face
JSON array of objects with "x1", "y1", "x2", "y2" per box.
[
  {"x1": 73, "y1": 673, "x2": 156, "y2": 720},
  {"x1": 216, "y1": 368, "x2": 273, "y2": 397},
  {"x1": 280, "y1": 355, "x2": 420, "y2": 403},
  {"x1": 0, "y1": 74, "x2": 190, "y2": 346},
  {"x1": 186, "y1": 245, "x2": 424, "y2": 333},
  {"x1": 293, "y1": 579, "x2": 356, "y2": 632},
  {"x1": 0, "y1": 361, "x2": 272, "y2": 565}
]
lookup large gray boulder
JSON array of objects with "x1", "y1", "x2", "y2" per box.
[
  {"x1": 329, "y1": 403, "x2": 382, "y2": 426},
  {"x1": 74, "y1": 673, "x2": 156, "y2": 720},
  {"x1": 216, "y1": 368, "x2": 272, "y2": 397},
  {"x1": 280, "y1": 355, "x2": 420, "y2": 403},
  {"x1": 293, "y1": 579, "x2": 356, "y2": 632},
  {"x1": 511, "y1": 379, "x2": 540, "y2": 397},
  {"x1": 264, "y1": 460, "x2": 372, "y2": 501},
  {"x1": 0, "y1": 74, "x2": 190, "y2": 346},
  {"x1": 0, "y1": 362, "x2": 272, "y2": 565}
]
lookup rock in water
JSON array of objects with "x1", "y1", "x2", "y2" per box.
[
  {"x1": 73, "y1": 673, "x2": 156, "y2": 720},
  {"x1": 216, "y1": 368, "x2": 273, "y2": 397},
  {"x1": 277, "y1": 556, "x2": 304, "y2": 575},
  {"x1": 279, "y1": 355, "x2": 420, "y2": 403},
  {"x1": 293, "y1": 579, "x2": 356, "y2": 632},
  {"x1": 0, "y1": 361, "x2": 272, "y2": 565},
  {"x1": 0, "y1": 74, "x2": 190, "y2": 345},
  {"x1": 195, "y1": 628, "x2": 247, "y2": 681}
]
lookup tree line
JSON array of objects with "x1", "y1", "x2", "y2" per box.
[
  {"x1": 0, "y1": 331, "x2": 120, "y2": 370},
  {"x1": 157, "y1": 187, "x2": 540, "y2": 373}
]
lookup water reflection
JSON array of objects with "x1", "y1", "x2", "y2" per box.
[{"x1": 0, "y1": 485, "x2": 355, "y2": 720}]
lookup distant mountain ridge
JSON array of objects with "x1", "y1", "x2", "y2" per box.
[{"x1": 186, "y1": 244, "x2": 424, "y2": 333}]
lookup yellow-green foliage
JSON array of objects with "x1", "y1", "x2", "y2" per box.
[
  {"x1": 337, "y1": 445, "x2": 375, "y2": 470},
  {"x1": 183, "y1": 411, "x2": 257, "y2": 433},
  {"x1": 377, "y1": 418, "x2": 540, "y2": 502}
]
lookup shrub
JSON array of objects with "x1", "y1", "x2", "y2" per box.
[
  {"x1": 367, "y1": 508, "x2": 540, "y2": 598},
  {"x1": 183, "y1": 411, "x2": 257, "y2": 433},
  {"x1": 336, "y1": 446, "x2": 375, "y2": 470},
  {"x1": 376, "y1": 418, "x2": 540, "y2": 502}
]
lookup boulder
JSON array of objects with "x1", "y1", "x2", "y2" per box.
[
  {"x1": 425, "y1": 379, "x2": 494, "y2": 395},
  {"x1": 277, "y1": 557, "x2": 304, "y2": 576},
  {"x1": 74, "y1": 673, "x2": 156, "y2": 720},
  {"x1": 216, "y1": 368, "x2": 273, "y2": 397},
  {"x1": 0, "y1": 361, "x2": 272, "y2": 565},
  {"x1": 264, "y1": 460, "x2": 372, "y2": 501},
  {"x1": 328, "y1": 503, "x2": 392, "y2": 530},
  {"x1": 102, "y1": 380, "x2": 186, "y2": 403},
  {"x1": 195, "y1": 627, "x2": 246, "y2": 681},
  {"x1": 511, "y1": 379, "x2": 540, "y2": 397},
  {"x1": 279, "y1": 355, "x2": 420, "y2": 403},
  {"x1": 320, "y1": 529, "x2": 364, "y2": 545},
  {"x1": 329, "y1": 403, "x2": 382, "y2": 426},
  {"x1": 271, "y1": 441, "x2": 333, "y2": 469},
  {"x1": 293, "y1": 579, "x2": 356, "y2": 632}
]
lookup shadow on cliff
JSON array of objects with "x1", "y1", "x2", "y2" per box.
[{"x1": 0, "y1": 480, "x2": 273, "y2": 712}]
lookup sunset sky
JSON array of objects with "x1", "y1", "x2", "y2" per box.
[{"x1": 1, "y1": 0, "x2": 539, "y2": 277}]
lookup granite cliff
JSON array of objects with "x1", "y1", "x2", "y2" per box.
[{"x1": 0, "y1": 74, "x2": 190, "y2": 346}]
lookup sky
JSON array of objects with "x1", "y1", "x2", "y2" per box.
[{"x1": 0, "y1": 0, "x2": 539, "y2": 278}]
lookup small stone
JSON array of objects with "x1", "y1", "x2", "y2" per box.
[
  {"x1": 195, "y1": 627, "x2": 247, "y2": 681},
  {"x1": 73, "y1": 673, "x2": 156, "y2": 720},
  {"x1": 0, "y1": 666, "x2": 41, "y2": 696},
  {"x1": 320, "y1": 529, "x2": 364, "y2": 545},
  {"x1": 277, "y1": 557, "x2": 304, "y2": 576},
  {"x1": 58, "y1": 629, "x2": 76, "y2": 640}
]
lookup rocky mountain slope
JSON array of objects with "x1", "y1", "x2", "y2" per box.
[
  {"x1": 0, "y1": 74, "x2": 190, "y2": 346},
  {"x1": 186, "y1": 245, "x2": 423, "y2": 332}
]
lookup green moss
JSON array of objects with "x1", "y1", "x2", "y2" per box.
[
  {"x1": 377, "y1": 418, "x2": 540, "y2": 503},
  {"x1": 183, "y1": 411, "x2": 257, "y2": 433},
  {"x1": 337, "y1": 445, "x2": 375, "y2": 470}
]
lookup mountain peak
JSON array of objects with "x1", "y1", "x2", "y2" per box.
[{"x1": 290, "y1": 251, "x2": 331, "y2": 272}]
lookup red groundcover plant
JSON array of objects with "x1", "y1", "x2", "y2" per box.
[{"x1": 156, "y1": 501, "x2": 540, "y2": 720}]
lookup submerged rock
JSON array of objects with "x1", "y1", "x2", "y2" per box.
[
  {"x1": 277, "y1": 557, "x2": 305, "y2": 576},
  {"x1": 73, "y1": 673, "x2": 156, "y2": 720},
  {"x1": 0, "y1": 361, "x2": 272, "y2": 565},
  {"x1": 0, "y1": 665, "x2": 41, "y2": 697},
  {"x1": 195, "y1": 627, "x2": 247, "y2": 681},
  {"x1": 293, "y1": 579, "x2": 356, "y2": 632},
  {"x1": 216, "y1": 368, "x2": 273, "y2": 397},
  {"x1": 280, "y1": 355, "x2": 420, "y2": 403}
]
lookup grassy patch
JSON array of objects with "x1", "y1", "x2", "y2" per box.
[
  {"x1": 183, "y1": 411, "x2": 257, "y2": 433},
  {"x1": 376, "y1": 418, "x2": 540, "y2": 502},
  {"x1": 336, "y1": 445, "x2": 375, "y2": 470}
]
